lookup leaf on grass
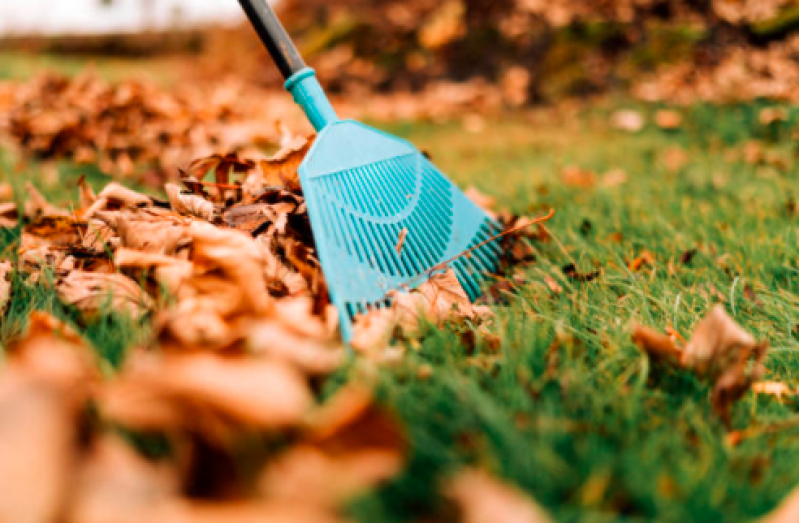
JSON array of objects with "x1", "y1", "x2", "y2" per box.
[
  {"x1": 0, "y1": 201, "x2": 18, "y2": 228},
  {"x1": 56, "y1": 270, "x2": 153, "y2": 318},
  {"x1": 0, "y1": 260, "x2": 12, "y2": 314},
  {"x1": 561, "y1": 166, "x2": 597, "y2": 188},
  {"x1": 610, "y1": 110, "x2": 644, "y2": 133},
  {"x1": 655, "y1": 109, "x2": 683, "y2": 130},
  {"x1": 444, "y1": 469, "x2": 552, "y2": 523},
  {"x1": 390, "y1": 268, "x2": 490, "y2": 334},
  {"x1": 350, "y1": 308, "x2": 397, "y2": 355},
  {"x1": 633, "y1": 305, "x2": 769, "y2": 425},
  {"x1": 562, "y1": 263, "x2": 601, "y2": 282},
  {"x1": 752, "y1": 381, "x2": 795, "y2": 399},
  {"x1": 628, "y1": 250, "x2": 655, "y2": 272}
]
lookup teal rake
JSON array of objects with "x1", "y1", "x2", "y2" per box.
[{"x1": 238, "y1": 0, "x2": 502, "y2": 340}]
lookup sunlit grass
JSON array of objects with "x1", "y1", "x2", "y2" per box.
[{"x1": 3, "y1": 100, "x2": 799, "y2": 521}]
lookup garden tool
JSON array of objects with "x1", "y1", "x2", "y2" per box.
[{"x1": 238, "y1": 0, "x2": 502, "y2": 340}]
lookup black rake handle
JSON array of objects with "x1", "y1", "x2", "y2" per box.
[{"x1": 237, "y1": 0, "x2": 307, "y2": 79}]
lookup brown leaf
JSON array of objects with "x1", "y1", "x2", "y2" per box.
[
  {"x1": 257, "y1": 137, "x2": 314, "y2": 194},
  {"x1": 390, "y1": 268, "x2": 489, "y2": 334},
  {"x1": 610, "y1": 110, "x2": 644, "y2": 133},
  {"x1": 562, "y1": 263, "x2": 601, "y2": 282},
  {"x1": 100, "y1": 353, "x2": 313, "y2": 437},
  {"x1": 0, "y1": 260, "x2": 12, "y2": 314},
  {"x1": 395, "y1": 227, "x2": 408, "y2": 256},
  {"x1": 68, "y1": 435, "x2": 180, "y2": 523},
  {"x1": 260, "y1": 386, "x2": 405, "y2": 509},
  {"x1": 561, "y1": 166, "x2": 597, "y2": 188},
  {"x1": 655, "y1": 109, "x2": 683, "y2": 130},
  {"x1": 444, "y1": 469, "x2": 552, "y2": 523},
  {"x1": 166, "y1": 183, "x2": 216, "y2": 222},
  {"x1": 350, "y1": 308, "x2": 397, "y2": 355},
  {"x1": 56, "y1": 270, "x2": 153, "y2": 318},
  {"x1": 632, "y1": 305, "x2": 769, "y2": 425},
  {"x1": 628, "y1": 250, "x2": 655, "y2": 272}
]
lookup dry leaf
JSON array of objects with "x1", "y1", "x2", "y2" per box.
[
  {"x1": 0, "y1": 260, "x2": 12, "y2": 314},
  {"x1": 395, "y1": 228, "x2": 408, "y2": 256},
  {"x1": 100, "y1": 353, "x2": 313, "y2": 436},
  {"x1": 260, "y1": 386, "x2": 405, "y2": 509},
  {"x1": 56, "y1": 270, "x2": 153, "y2": 318},
  {"x1": 633, "y1": 305, "x2": 769, "y2": 425},
  {"x1": 752, "y1": 381, "x2": 795, "y2": 399},
  {"x1": 655, "y1": 109, "x2": 683, "y2": 130},
  {"x1": 166, "y1": 183, "x2": 216, "y2": 222},
  {"x1": 390, "y1": 268, "x2": 488, "y2": 334},
  {"x1": 444, "y1": 469, "x2": 552, "y2": 523},
  {"x1": 610, "y1": 110, "x2": 644, "y2": 133},
  {"x1": 561, "y1": 166, "x2": 597, "y2": 188}
]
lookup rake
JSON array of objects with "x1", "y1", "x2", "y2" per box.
[{"x1": 238, "y1": 0, "x2": 503, "y2": 341}]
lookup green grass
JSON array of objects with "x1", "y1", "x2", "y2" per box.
[{"x1": 4, "y1": 100, "x2": 799, "y2": 521}]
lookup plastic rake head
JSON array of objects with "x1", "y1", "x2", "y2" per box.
[{"x1": 299, "y1": 120, "x2": 502, "y2": 341}]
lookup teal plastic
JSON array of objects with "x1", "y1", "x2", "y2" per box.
[
  {"x1": 285, "y1": 68, "x2": 339, "y2": 131},
  {"x1": 296, "y1": 120, "x2": 502, "y2": 341}
]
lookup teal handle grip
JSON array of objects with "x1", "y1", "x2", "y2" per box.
[{"x1": 285, "y1": 68, "x2": 339, "y2": 132}]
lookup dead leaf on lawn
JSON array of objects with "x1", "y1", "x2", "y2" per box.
[
  {"x1": 561, "y1": 166, "x2": 597, "y2": 188},
  {"x1": 610, "y1": 110, "x2": 644, "y2": 133},
  {"x1": 628, "y1": 250, "x2": 655, "y2": 272},
  {"x1": 633, "y1": 305, "x2": 769, "y2": 426},
  {"x1": 444, "y1": 469, "x2": 552, "y2": 523},
  {"x1": 0, "y1": 260, "x2": 12, "y2": 314},
  {"x1": 390, "y1": 268, "x2": 490, "y2": 334},
  {"x1": 655, "y1": 109, "x2": 683, "y2": 130},
  {"x1": 752, "y1": 381, "x2": 795, "y2": 399},
  {"x1": 56, "y1": 270, "x2": 153, "y2": 318}
]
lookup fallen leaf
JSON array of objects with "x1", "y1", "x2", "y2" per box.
[
  {"x1": 752, "y1": 381, "x2": 795, "y2": 399},
  {"x1": 395, "y1": 228, "x2": 408, "y2": 256},
  {"x1": 610, "y1": 110, "x2": 644, "y2": 133},
  {"x1": 166, "y1": 183, "x2": 216, "y2": 222},
  {"x1": 561, "y1": 166, "x2": 597, "y2": 188},
  {"x1": 655, "y1": 109, "x2": 683, "y2": 130},
  {"x1": 628, "y1": 250, "x2": 655, "y2": 272},
  {"x1": 562, "y1": 263, "x2": 601, "y2": 282},
  {"x1": 633, "y1": 305, "x2": 769, "y2": 425},
  {"x1": 100, "y1": 353, "x2": 313, "y2": 437},
  {"x1": 56, "y1": 270, "x2": 153, "y2": 318},
  {"x1": 444, "y1": 469, "x2": 552, "y2": 523}
]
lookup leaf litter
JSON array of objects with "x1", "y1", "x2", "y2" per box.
[{"x1": 0, "y1": 133, "x2": 552, "y2": 520}]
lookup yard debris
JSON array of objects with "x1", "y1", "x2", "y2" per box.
[
  {"x1": 633, "y1": 305, "x2": 769, "y2": 426},
  {"x1": 444, "y1": 469, "x2": 553, "y2": 523},
  {"x1": 0, "y1": 72, "x2": 277, "y2": 181},
  {"x1": 610, "y1": 110, "x2": 645, "y2": 133}
]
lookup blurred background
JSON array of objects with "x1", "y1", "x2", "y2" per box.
[
  {"x1": 1, "y1": 0, "x2": 798, "y2": 182},
  {"x1": 2, "y1": 0, "x2": 798, "y2": 104}
]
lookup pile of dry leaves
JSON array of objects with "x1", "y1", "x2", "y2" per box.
[
  {"x1": 0, "y1": 72, "x2": 295, "y2": 182},
  {"x1": 0, "y1": 132, "x2": 556, "y2": 520}
]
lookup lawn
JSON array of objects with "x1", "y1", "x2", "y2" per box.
[{"x1": 2, "y1": 94, "x2": 799, "y2": 521}]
